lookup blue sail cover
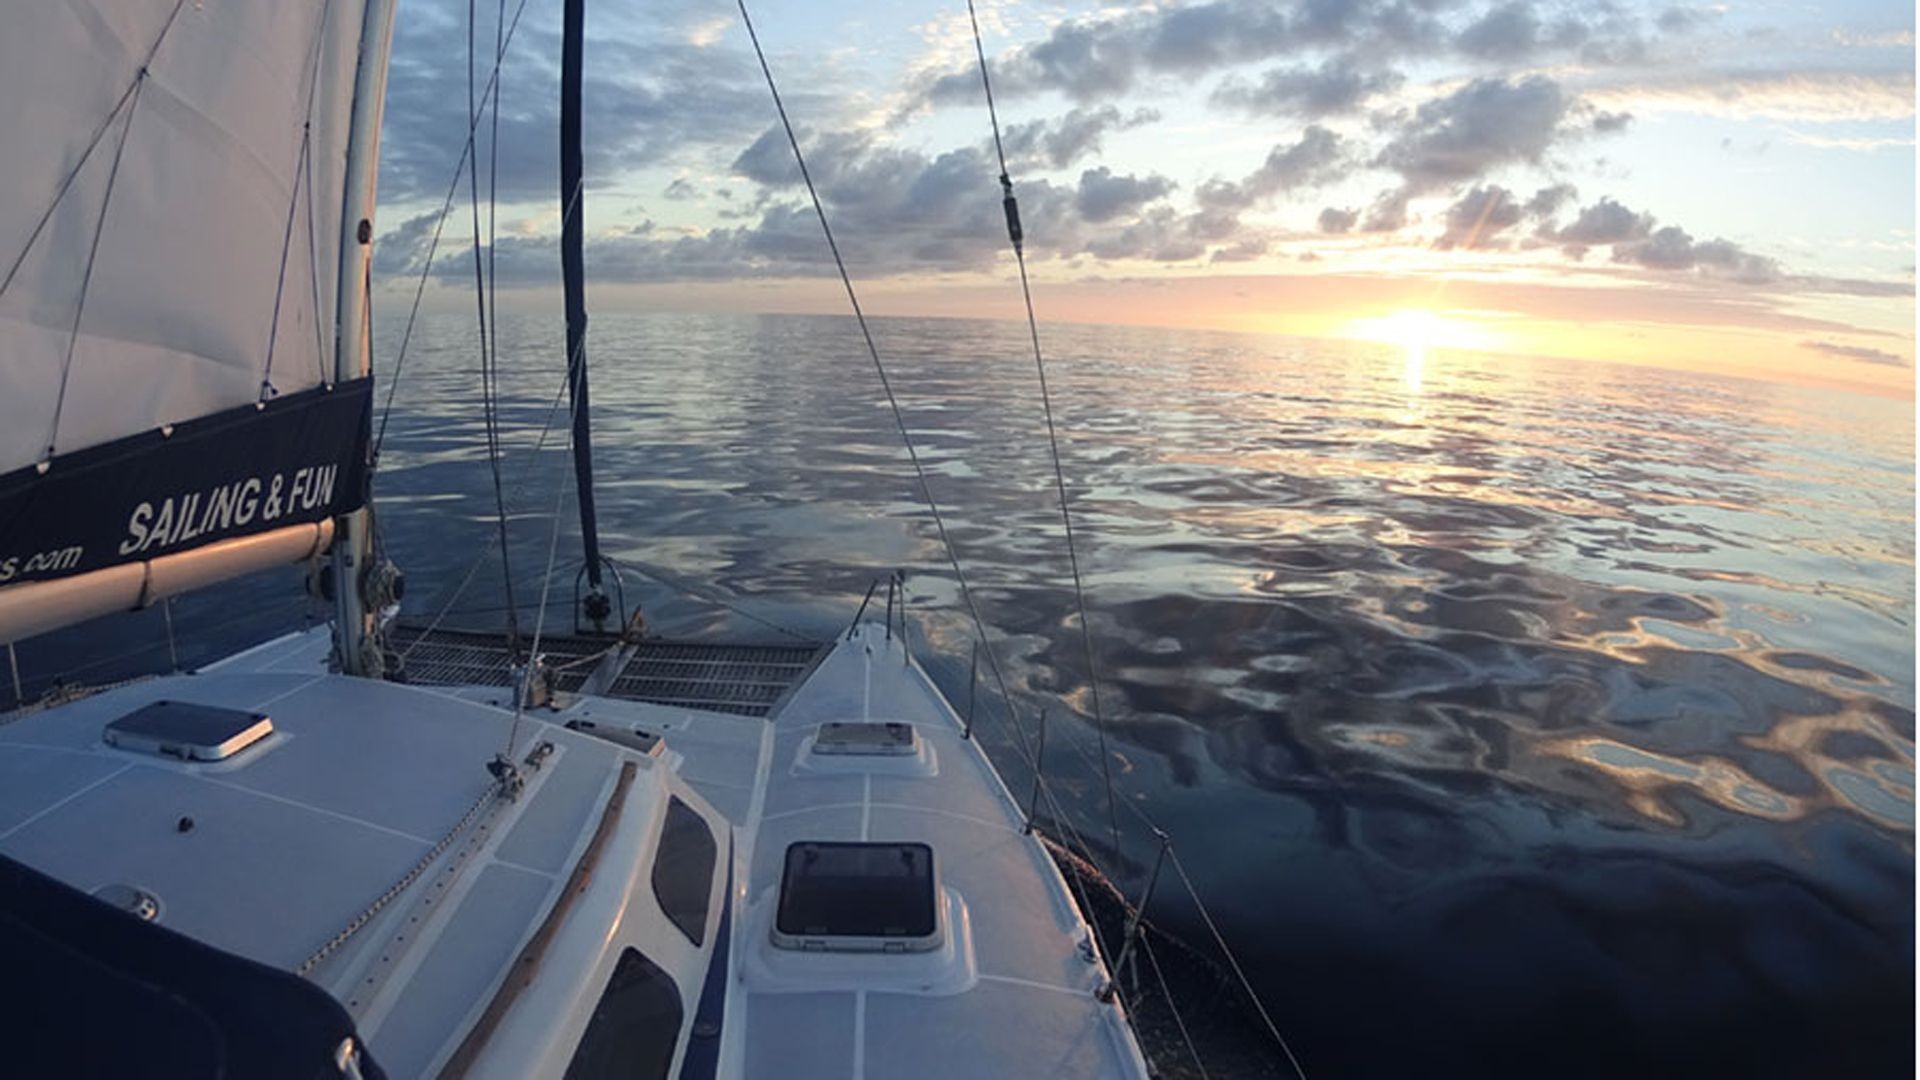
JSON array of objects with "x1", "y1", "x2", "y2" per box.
[
  {"x1": 0, "y1": 852, "x2": 386, "y2": 1078},
  {"x1": 0, "y1": 377, "x2": 371, "y2": 586}
]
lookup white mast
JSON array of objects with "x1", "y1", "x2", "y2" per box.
[{"x1": 330, "y1": 0, "x2": 400, "y2": 677}]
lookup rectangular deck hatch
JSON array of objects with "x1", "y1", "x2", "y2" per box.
[
  {"x1": 773, "y1": 842, "x2": 940, "y2": 953},
  {"x1": 104, "y1": 701, "x2": 273, "y2": 762},
  {"x1": 811, "y1": 721, "x2": 917, "y2": 757}
]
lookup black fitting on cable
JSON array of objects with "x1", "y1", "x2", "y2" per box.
[{"x1": 998, "y1": 172, "x2": 1023, "y2": 249}]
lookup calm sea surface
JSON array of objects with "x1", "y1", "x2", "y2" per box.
[{"x1": 17, "y1": 311, "x2": 1915, "y2": 1077}]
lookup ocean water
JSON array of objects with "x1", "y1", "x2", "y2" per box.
[{"x1": 15, "y1": 311, "x2": 1914, "y2": 1077}]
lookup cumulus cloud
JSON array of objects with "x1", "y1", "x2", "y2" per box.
[
  {"x1": 918, "y1": 0, "x2": 1676, "y2": 108},
  {"x1": 1373, "y1": 76, "x2": 1572, "y2": 193},
  {"x1": 1318, "y1": 206, "x2": 1360, "y2": 233},
  {"x1": 1212, "y1": 59, "x2": 1405, "y2": 117},
  {"x1": 1582, "y1": 71, "x2": 1916, "y2": 122},
  {"x1": 377, "y1": 0, "x2": 790, "y2": 206},
  {"x1": 1434, "y1": 185, "x2": 1523, "y2": 249},
  {"x1": 1532, "y1": 195, "x2": 1782, "y2": 283},
  {"x1": 1001, "y1": 106, "x2": 1162, "y2": 170},
  {"x1": 1075, "y1": 167, "x2": 1176, "y2": 223},
  {"x1": 1548, "y1": 196, "x2": 1655, "y2": 252},
  {"x1": 1196, "y1": 125, "x2": 1350, "y2": 211},
  {"x1": 1800, "y1": 340, "x2": 1909, "y2": 366},
  {"x1": 1613, "y1": 227, "x2": 1782, "y2": 282}
]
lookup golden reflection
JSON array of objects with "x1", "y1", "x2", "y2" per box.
[{"x1": 1341, "y1": 308, "x2": 1502, "y2": 393}]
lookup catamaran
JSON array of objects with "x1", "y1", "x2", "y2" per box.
[{"x1": 0, "y1": 1, "x2": 1158, "y2": 1076}]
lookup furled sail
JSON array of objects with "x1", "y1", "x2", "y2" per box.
[{"x1": 0, "y1": 1, "x2": 391, "y2": 632}]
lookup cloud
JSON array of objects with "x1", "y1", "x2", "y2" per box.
[
  {"x1": 1611, "y1": 227, "x2": 1782, "y2": 283},
  {"x1": 1361, "y1": 188, "x2": 1410, "y2": 231},
  {"x1": 1582, "y1": 71, "x2": 1916, "y2": 122},
  {"x1": 917, "y1": 0, "x2": 1673, "y2": 109},
  {"x1": 1800, "y1": 340, "x2": 1909, "y2": 366},
  {"x1": 1212, "y1": 59, "x2": 1405, "y2": 117},
  {"x1": 1549, "y1": 196, "x2": 1655, "y2": 251},
  {"x1": 1455, "y1": 3, "x2": 1545, "y2": 60},
  {"x1": 1434, "y1": 184, "x2": 1523, "y2": 249},
  {"x1": 1001, "y1": 105, "x2": 1161, "y2": 170},
  {"x1": 1075, "y1": 167, "x2": 1176, "y2": 223},
  {"x1": 1372, "y1": 75, "x2": 1571, "y2": 193},
  {"x1": 1530, "y1": 195, "x2": 1784, "y2": 284},
  {"x1": 376, "y1": 0, "x2": 813, "y2": 207},
  {"x1": 1196, "y1": 125, "x2": 1350, "y2": 211},
  {"x1": 1318, "y1": 206, "x2": 1359, "y2": 233}
]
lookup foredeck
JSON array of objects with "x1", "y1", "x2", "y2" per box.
[
  {"x1": 726, "y1": 623, "x2": 1146, "y2": 1078},
  {"x1": 0, "y1": 623, "x2": 1145, "y2": 1077}
]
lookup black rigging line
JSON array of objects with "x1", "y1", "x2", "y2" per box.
[
  {"x1": 469, "y1": 0, "x2": 521, "y2": 655},
  {"x1": 371, "y1": 0, "x2": 533, "y2": 461},
  {"x1": 0, "y1": 0, "x2": 189, "y2": 303},
  {"x1": 262, "y1": 132, "x2": 314, "y2": 398},
  {"x1": 44, "y1": 77, "x2": 146, "y2": 461},
  {"x1": 263, "y1": 0, "x2": 339, "y2": 398},
  {"x1": 733, "y1": 0, "x2": 1124, "y2": 972},
  {"x1": 965, "y1": 0, "x2": 1124, "y2": 871}
]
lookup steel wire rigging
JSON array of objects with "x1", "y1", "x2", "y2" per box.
[
  {"x1": 963, "y1": 0, "x2": 1125, "y2": 873},
  {"x1": 732, "y1": 0, "x2": 1122, "y2": 966}
]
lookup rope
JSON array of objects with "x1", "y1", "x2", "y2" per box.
[
  {"x1": 604, "y1": 556, "x2": 817, "y2": 642},
  {"x1": 504, "y1": 331, "x2": 586, "y2": 757},
  {"x1": 43, "y1": 72, "x2": 146, "y2": 461},
  {"x1": 964, "y1": 0, "x2": 1124, "y2": 867},
  {"x1": 0, "y1": 0, "x2": 189, "y2": 301},
  {"x1": 1168, "y1": 846, "x2": 1308, "y2": 1080},
  {"x1": 1141, "y1": 932, "x2": 1209, "y2": 1079},
  {"x1": 262, "y1": 0, "x2": 340, "y2": 398},
  {"x1": 397, "y1": 374, "x2": 573, "y2": 664},
  {"x1": 371, "y1": 0, "x2": 534, "y2": 461},
  {"x1": 469, "y1": 0, "x2": 521, "y2": 657}
]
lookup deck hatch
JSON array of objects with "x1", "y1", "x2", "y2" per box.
[
  {"x1": 810, "y1": 721, "x2": 917, "y2": 757},
  {"x1": 102, "y1": 700, "x2": 272, "y2": 762},
  {"x1": 773, "y1": 842, "x2": 939, "y2": 953}
]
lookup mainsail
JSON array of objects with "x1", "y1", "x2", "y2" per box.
[{"x1": 0, "y1": 1, "x2": 394, "y2": 640}]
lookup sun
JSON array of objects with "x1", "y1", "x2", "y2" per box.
[{"x1": 1340, "y1": 308, "x2": 1500, "y2": 390}]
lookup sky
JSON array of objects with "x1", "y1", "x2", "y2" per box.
[{"x1": 371, "y1": 0, "x2": 1917, "y2": 395}]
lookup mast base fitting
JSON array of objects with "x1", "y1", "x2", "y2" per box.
[{"x1": 582, "y1": 589, "x2": 612, "y2": 623}]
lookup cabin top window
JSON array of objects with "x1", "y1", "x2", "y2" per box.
[
  {"x1": 773, "y1": 841, "x2": 940, "y2": 953},
  {"x1": 563, "y1": 947, "x2": 683, "y2": 1080},
  {"x1": 651, "y1": 796, "x2": 716, "y2": 947}
]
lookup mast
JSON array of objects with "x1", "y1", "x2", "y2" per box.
[
  {"x1": 330, "y1": 0, "x2": 401, "y2": 676},
  {"x1": 561, "y1": 0, "x2": 611, "y2": 631}
]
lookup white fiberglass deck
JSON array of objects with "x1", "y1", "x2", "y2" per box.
[{"x1": 0, "y1": 623, "x2": 1146, "y2": 1078}]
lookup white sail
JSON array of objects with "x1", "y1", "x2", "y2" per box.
[
  {"x1": 0, "y1": 0, "x2": 370, "y2": 469},
  {"x1": 0, "y1": 0, "x2": 392, "y2": 629}
]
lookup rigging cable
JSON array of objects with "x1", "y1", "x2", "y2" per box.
[
  {"x1": 371, "y1": 0, "x2": 532, "y2": 459},
  {"x1": 733, "y1": 0, "x2": 1046, "y2": 779},
  {"x1": 733, "y1": 0, "x2": 1121, "y2": 968},
  {"x1": 964, "y1": 0, "x2": 1124, "y2": 867},
  {"x1": 0, "y1": 0, "x2": 188, "y2": 302},
  {"x1": 959, "y1": 9, "x2": 1310, "y2": 1075},
  {"x1": 261, "y1": 0, "x2": 337, "y2": 399},
  {"x1": 469, "y1": 0, "x2": 522, "y2": 656}
]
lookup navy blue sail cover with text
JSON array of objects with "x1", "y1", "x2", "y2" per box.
[{"x1": 0, "y1": 377, "x2": 372, "y2": 585}]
